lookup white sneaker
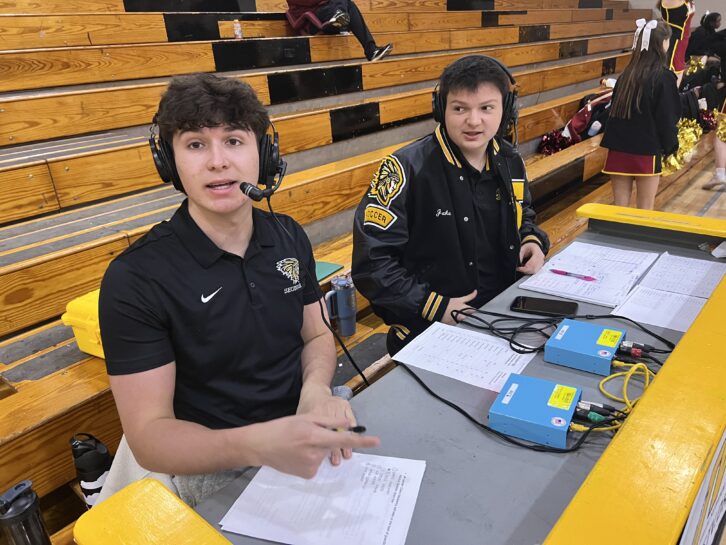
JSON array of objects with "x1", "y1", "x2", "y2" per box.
[{"x1": 702, "y1": 177, "x2": 726, "y2": 191}]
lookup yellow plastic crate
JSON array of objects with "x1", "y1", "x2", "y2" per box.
[
  {"x1": 73, "y1": 478, "x2": 233, "y2": 544},
  {"x1": 61, "y1": 289, "x2": 104, "y2": 359}
]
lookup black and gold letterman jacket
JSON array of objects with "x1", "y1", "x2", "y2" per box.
[{"x1": 352, "y1": 125, "x2": 550, "y2": 343}]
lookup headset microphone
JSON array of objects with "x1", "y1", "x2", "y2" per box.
[
  {"x1": 240, "y1": 182, "x2": 272, "y2": 202},
  {"x1": 239, "y1": 157, "x2": 287, "y2": 201}
]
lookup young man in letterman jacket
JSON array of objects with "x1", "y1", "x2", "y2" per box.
[{"x1": 352, "y1": 56, "x2": 550, "y2": 355}]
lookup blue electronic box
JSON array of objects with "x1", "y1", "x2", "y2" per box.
[
  {"x1": 544, "y1": 319, "x2": 625, "y2": 376},
  {"x1": 488, "y1": 374, "x2": 581, "y2": 448}
]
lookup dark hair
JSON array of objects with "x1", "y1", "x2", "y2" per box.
[
  {"x1": 610, "y1": 20, "x2": 672, "y2": 119},
  {"x1": 156, "y1": 73, "x2": 269, "y2": 143},
  {"x1": 439, "y1": 55, "x2": 510, "y2": 106},
  {"x1": 700, "y1": 12, "x2": 721, "y2": 29}
]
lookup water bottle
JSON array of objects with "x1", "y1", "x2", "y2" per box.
[
  {"x1": 233, "y1": 19, "x2": 243, "y2": 39},
  {"x1": 0, "y1": 481, "x2": 51, "y2": 545},
  {"x1": 325, "y1": 274, "x2": 357, "y2": 337},
  {"x1": 69, "y1": 433, "x2": 113, "y2": 508},
  {"x1": 587, "y1": 120, "x2": 602, "y2": 137}
]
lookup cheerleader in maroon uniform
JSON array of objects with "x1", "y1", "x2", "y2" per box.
[
  {"x1": 660, "y1": 0, "x2": 696, "y2": 84},
  {"x1": 601, "y1": 19, "x2": 680, "y2": 209}
]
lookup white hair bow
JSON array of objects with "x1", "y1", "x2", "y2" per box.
[{"x1": 633, "y1": 19, "x2": 658, "y2": 51}]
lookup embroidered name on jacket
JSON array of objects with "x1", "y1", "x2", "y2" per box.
[
  {"x1": 368, "y1": 156, "x2": 406, "y2": 207},
  {"x1": 276, "y1": 257, "x2": 302, "y2": 293}
]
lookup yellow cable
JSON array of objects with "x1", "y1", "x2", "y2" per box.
[
  {"x1": 572, "y1": 362, "x2": 657, "y2": 435},
  {"x1": 570, "y1": 422, "x2": 622, "y2": 433},
  {"x1": 600, "y1": 362, "x2": 655, "y2": 412}
]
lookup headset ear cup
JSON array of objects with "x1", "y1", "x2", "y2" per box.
[
  {"x1": 160, "y1": 137, "x2": 183, "y2": 192},
  {"x1": 499, "y1": 91, "x2": 518, "y2": 141},
  {"x1": 149, "y1": 134, "x2": 183, "y2": 192},
  {"x1": 432, "y1": 90, "x2": 443, "y2": 124},
  {"x1": 258, "y1": 134, "x2": 272, "y2": 188},
  {"x1": 269, "y1": 131, "x2": 282, "y2": 182}
]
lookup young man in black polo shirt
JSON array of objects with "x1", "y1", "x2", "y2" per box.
[
  {"x1": 98, "y1": 73, "x2": 378, "y2": 505},
  {"x1": 352, "y1": 56, "x2": 550, "y2": 355}
]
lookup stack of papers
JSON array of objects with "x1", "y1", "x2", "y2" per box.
[
  {"x1": 392, "y1": 322, "x2": 536, "y2": 392},
  {"x1": 220, "y1": 454, "x2": 426, "y2": 545},
  {"x1": 612, "y1": 253, "x2": 726, "y2": 332},
  {"x1": 637, "y1": 252, "x2": 726, "y2": 298},
  {"x1": 519, "y1": 241, "x2": 659, "y2": 307}
]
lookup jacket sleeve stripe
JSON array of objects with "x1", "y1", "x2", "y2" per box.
[
  {"x1": 422, "y1": 292, "x2": 437, "y2": 320},
  {"x1": 427, "y1": 294, "x2": 444, "y2": 322},
  {"x1": 522, "y1": 234, "x2": 544, "y2": 248}
]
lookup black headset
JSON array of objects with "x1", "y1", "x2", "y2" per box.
[
  {"x1": 431, "y1": 55, "x2": 519, "y2": 143},
  {"x1": 149, "y1": 115, "x2": 287, "y2": 201}
]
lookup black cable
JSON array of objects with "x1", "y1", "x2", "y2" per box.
[
  {"x1": 596, "y1": 313, "x2": 675, "y2": 353},
  {"x1": 451, "y1": 308, "x2": 559, "y2": 354},
  {"x1": 397, "y1": 362, "x2": 625, "y2": 453},
  {"x1": 638, "y1": 353, "x2": 664, "y2": 367},
  {"x1": 265, "y1": 197, "x2": 370, "y2": 387},
  {"x1": 451, "y1": 308, "x2": 675, "y2": 357}
]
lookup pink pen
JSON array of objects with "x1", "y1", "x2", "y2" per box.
[{"x1": 550, "y1": 269, "x2": 597, "y2": 282}]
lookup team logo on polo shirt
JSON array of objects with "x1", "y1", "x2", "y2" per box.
[
  {"x1": 276, "y1": 257, "x2": 302, "y2": 294},
  {"x1": 368, "y1": 156, "x2": 406, "y2": 208}
]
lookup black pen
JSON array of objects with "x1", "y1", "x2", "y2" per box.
[{"x1": 330, "y1": 425, "x2": 367, "y2": 433}]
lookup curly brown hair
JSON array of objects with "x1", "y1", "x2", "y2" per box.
[{"x1": 155, "y1": 73, "x2": 269, "y2": 143}]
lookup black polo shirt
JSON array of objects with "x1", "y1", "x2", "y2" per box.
[
  {"x1": 464, "y1": 159, "x2": 508, "y2": 309},
  {"x1": 99, "y1": 200, "x2": 321, "y2": 430}
]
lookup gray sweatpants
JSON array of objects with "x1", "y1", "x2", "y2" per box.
[{"x1": 96, "y1": 435, "x2": 247, "y2": 507}]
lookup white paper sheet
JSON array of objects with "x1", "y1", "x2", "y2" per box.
[
  {"x1": 611, "y1": 285, "x2": 707, "y2": 333},
  {"x1": 392, "y1": 322, "x2": 535, "y2": 392},
  {"x1": 712, "y1": 240, "x2": 726, "y2": 259},
  {"x1": 679, "y1": 428, "x2": 726, "y2": 545},
  {"x1": 519, "y1": 241, "x2": 659, "y2": 307},
  {"x1": 220, "y1": 454, "x2": 425, "y2": 545},
  {"x1": 639, "y1": 252, "x2": 726, "y2": 298}
]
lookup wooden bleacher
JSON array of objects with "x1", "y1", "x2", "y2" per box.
[
  {"x1": 1, "y1": 0, "x2": 711, "y2": 541},
  {"x1": 0, "y1": 0, "x2": 635, "y2": 15},
  {"x1": 0, "y1": 8, "x2": 651, "y2": 49},
  {"x1": 0, "y1": 24, "x2": 636, "y2": 92},
  {"x1": 0, "y1": 50, "x2": 628, "y2": 226},
  {"x1": 0, "y1": 34, "x2": 629, "y2": 147}
]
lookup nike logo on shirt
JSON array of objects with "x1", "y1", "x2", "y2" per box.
[{"x1": 201, "y1": 287, "x2": 222, "y2": 303}]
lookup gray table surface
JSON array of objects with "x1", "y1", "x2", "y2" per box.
[{"x1": 196, "y1": 222, "x2": 721, "y2": 545}]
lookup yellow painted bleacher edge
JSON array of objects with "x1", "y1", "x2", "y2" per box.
[{"x1": 576, "y1": 203, "x2": 726, "y2": 238}]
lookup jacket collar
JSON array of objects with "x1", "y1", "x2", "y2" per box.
[{"x1": 435, "y1": 124, "x2": 500, "y2": 170}]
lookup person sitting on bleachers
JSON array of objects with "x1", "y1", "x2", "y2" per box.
[
  {"x1": 286, "y1": 0, "x2": 392, "y2": 61},
  {"x1": 351, "y1": 55, "x2": 550, "y2": 356},
  {"x1": 97, "y1": 73, "x2": 379, "y2": 506}
]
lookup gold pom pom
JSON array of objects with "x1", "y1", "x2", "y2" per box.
[
  {"x1": 717, "y1": 112, "x2": 726, "y2": 144},
  {"x1": 662, "y1": 118, "x2": 703, "y2": 176},
  {"x1": 685, "y1": 55, "x2": 706, "y2": 76}
]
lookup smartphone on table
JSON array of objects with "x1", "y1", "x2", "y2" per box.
[{"x1": 509, "y1": 296, "x2": 578, "y2": 317}]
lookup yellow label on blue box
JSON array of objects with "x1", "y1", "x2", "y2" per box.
[
  {"x1": 597, "y1": 329, "x2": 622, "y2": 348},
  {"x1": 548, "y1": 384, "x2": 577, "y2": 410}
]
